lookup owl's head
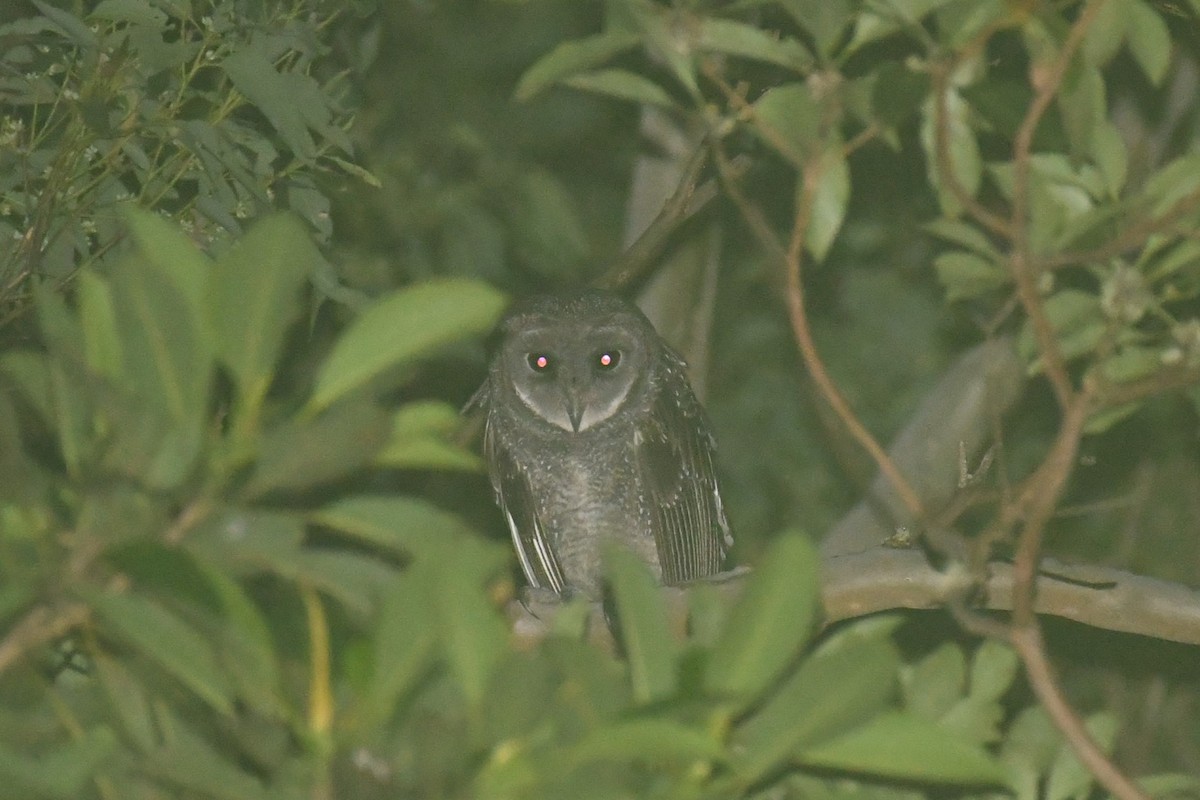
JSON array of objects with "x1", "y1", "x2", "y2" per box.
[{"x1": 493, "y1": 291, "x2": 659, "y2": 433}]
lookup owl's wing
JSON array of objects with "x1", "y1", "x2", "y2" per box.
[
  {"x1": 638, "y1": 349, "x2": 733, "y2": 584},
  {"x1": 480, "y1": 403, "x2": 568, "y2": 595}
]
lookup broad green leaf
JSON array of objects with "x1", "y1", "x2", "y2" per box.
[
  {"x1": 920, "y1": 90, "x2": 982, "y2": 217},
  {"x1": 310, "y1": 494, "x2": 477, "y2": 559},
  {"x1": 734, "y1": 616, "x2": 902, "y2": 782},
  {"x1": 925, "y1": 219, "x2": 1002, "y2": 260},
  {"x1": 431, "y1": 535, "x2": 509, "y2": 709},
  {"x1": 1126, "y1": 1, "x2": 1171, "y2": 86},
  {"x1": 109, "y1": 233, "x2": 213, "y2": 487},
  {"x1": 1046, "y1": 713, "x2": 1117, "y2": 800},
  {"x1": 222, "y1": 46, "x2": 350, "y2": 161},
  {"x1": 376, "y1": 401, "x2": 483, "y2": 471},
  {"x1": 144, "y1": 710, "x2": 270, "y2": 800},
  {"x1": 1056, "y1": 64, "x2": 1105, "y2": 163},
  {"x1": 753, "y1": 82, "x2": 820, "y2": 165},
  {"x1": 514, "y1": 31, "x2": 641, "y2": 101},
  {"x1": 357, "y1": 569, "x2": 438, "y2": 728},
  {"x1": 31, "y1": 0, "x2": 97, "y2": 48},
  {"x1": 195, "y1": 564, "x2": 287, "y2": 718},
  {"x1": 91, "y1": 591, "x2": 234, "y2": 715},
  {"x1": 211, "y1": 213, "x2": 316, "y2": 425},
  {"x1": 242, "y1": 399, "x2": 391, "y2": 498},
  {"x1": 605, "y1": 544, "x2": 678, "y2": 704},
  {"x1": 0, "y1": 726, "x2": 116, "y2": 799},
  {"x1": 706, "y1": 531, "x2": 818, "y2": 702},
  {"x1": 1083, "y1": 0, "x2": 1130, "y2": 66},
  {"x1": 1100, "y1": 346, "x2": 1161, "y2": 384},
  {"x1": 871, "y1": 61, "x2": 930, "y2": 126},
  {"x1": 122, "y1": 207, "x2": 211, "y2": 325},
  {"x1": 968, "y1": 639, "x2": 1019, "y2": 703},
  {"x1": 76, "y1": 271, "x2": 123, "y2": 382},
  {"x1": 289, "y1": 550, "x2": 397, "y2": 616},
  {"x1": 1002, "y1": 707, "x2": 1063, "y2": 800},
  {"x1": 774, "y1": 0, "x2": 851, "y2": 58},
  {"x1": 805, "y1": 143, "x2": 851, "y2": 263},
  {"x1": 1091, "y1": 120, "x2": 1128, "y2": 199},
  {"x1": 1017, "y1": 289, "x2": 1106, "y2": 372},
  {"x1": 799, "y1": 711, "x2": 1007, "y2": 785},
  {"x1": 185, "y1": 508, "x2": 305, "y2": 578},
  {"x1": 697, "y1": 18, "x2": 813, "y2": 72},
  {"x1": 561, "y1": 69, "x2": 677, "y2": 109},
  {"x1": 903, "y1": 642, "x2": 966, "y2": 720},
  {"x1": 95, "y1": 654, "x2": 158, "y2": 752},
  {"x1": 568, "y1": 719, "x2": 723, "y2": 766},
  {"x1": 308, "y1": 279, "x2": 506, "y2": 413}
]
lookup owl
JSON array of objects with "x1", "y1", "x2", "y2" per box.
[{"x1": 467, "y1": 290, "x2": 732, "y2": 599}]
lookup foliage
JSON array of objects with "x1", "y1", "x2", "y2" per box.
[
  {"x1": 0, "y1": 0, "x2": 366, "y2": 321},
  {"x1": 2, "y1": 0, "x2": 1200, "y2": 799}
]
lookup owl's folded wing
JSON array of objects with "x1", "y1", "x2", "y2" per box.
[
  {"x1": 482, "y1": 413, "x2": 568, "y2": 595},
  {"x1": 638, "y1": 352, "x2": 733, "y2": 585}
]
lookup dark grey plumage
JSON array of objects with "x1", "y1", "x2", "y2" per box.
[{"x1": 467, "y1": 290, "x2": 732, "y2": 599}]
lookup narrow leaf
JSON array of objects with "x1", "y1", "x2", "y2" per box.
[
  {"x1": 308, "y1": 279, "x2": 506, "y2": 413},
  {"x1": 706, "y1": 531, "x2": 819, "y2": 703},
  {"x1": 211, "y1": 213, "x2": 315, "y2": 421},
  {"x1": 91, "y1": 591, "x2": 234, "y2": 715},
  {"x1": 515, "y1": 31, "x2": 641, "y2": 101},
  {"x1": 310, "y1": 494, "x2": 477, "y2": 559},
  {"x1": 697, "y1": 18, "x2": 813, "y2": 72},
  {"x1": 569, "y1": 719, "x2": 723, "y2": 766},
  {"x1": 799, "y1": 711, "x2": 1007, "y2": 785},
  {"x1": 562, "y1": 69, "x2": 677, "y2": 109},
  {"x1": 606, "y1": 544, "x2": 678, "y2": 704},
  {"x1": 735, "y1": 616, "x2": 902, "y2": 782},
  {"x1": 805, "y1": 143, "x2": 851, "y2": 263}
]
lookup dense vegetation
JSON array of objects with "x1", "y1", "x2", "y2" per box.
[{"x1": 1, "y1": 1, "x2": 1199, "y2": 798}]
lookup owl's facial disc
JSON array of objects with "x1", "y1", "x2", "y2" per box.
[{"x1": 505, "y1": 322, "x2": 646, "y2": 433}]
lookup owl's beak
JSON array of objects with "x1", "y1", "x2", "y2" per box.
[{"x1": 565, "y1": 394, "x2": 585, "y2": 432}]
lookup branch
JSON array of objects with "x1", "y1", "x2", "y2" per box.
[{"x1": 509, "y1": 550, "x2": 1200, "y2": 648}]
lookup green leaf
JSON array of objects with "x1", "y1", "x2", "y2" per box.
[
  {"x1": 799, "y1": 711, "x2": 1008, "y2": 785},
  {"x1": 920, "y1": 90, "x2": 982, "y2": 217},
  {"x1": 108, "y1": 254, "x2": 211, "y2": 488},
  {"x1": 76, "y1": 271, "x2": 123, "y2": 382},
  {"x1": 568, "y1": 719, "x2": 723, "y2": 766},
  {"x1": 904, "y1": 642, "x2": 966, "y2": 720},
  {"x1": 774, "y1": 0, "x2": 851, "y2": 58},
  {"x1": 561, "y1": 69, "x2": 677, "y2": 109},
  {"x1": 0, "y1": 727, "x2": 116, "y2": 799},
  {"x1": 308, "y1": 279, "x2": 506, "y2": 413},
  {"x1": 143, "y1": 710, "x2": 269, "y2": 800},
  {"x1": 31, "y1": 0, "x2": 97, "y2": 48},
  {"x1": 310, "y1": 494, "x2": 477, "y2": 559},
  {"x1": 222, "y1": 46, "x2": 349, "y2": 161},
  {"x1": 91, "y1": 590, "x2": 234, "y2": 715},
  {"x1": 697, "y1": 18, "x2": 813, "y2": 72},
  {"x1": 242, "y1": 399, "x2": 391, "y2": 497},
  {"x1": 515, "y1": 31, "x2": 642, "y2": 101},
  {"x1": 753, "y1": 82, "x2": 820, "y2": 165},
  {"x1": 376, "y1": 401, "x2": 483, "y2": 471},
  {"x1": 734, "y1": 616, "x2": 902, "y2": 782},
  {"x1": 1126, "y1": 1, "x2": 1171, "y2": 86},
  {"x1": 211, "y1": 213, "x2": 316, "y2": 427},
  {"x1": 195, "y1": 564, "x2": 287, "y2": 718},
  {"x1": 705, "y1": 531, "x2": 818, "y2": 703},
  {"x1": 925, "y1": 219, "x2": 1002, "y2": 260},
  {"x1": 605, "y1": 544, "x2": 678, "y2": 704},
  {"x1": 358, "y1": 570, "x2": 438, "y2": 728},
  {"x1": 1017, "y1": 289, "x2": 1106, "y2": 373},
  {"x1": 122, "y1": 207, "x2": 211, "y2": 324},
  {"x1": 805, "y1": 143, "x2": 851, "y2": 262},
  {"x1": 1046, "y1": 713, "x2": 1117, "y2": 800},
  {"x1": 431, "y1": 536, "x2": 509, "y2": 709}
]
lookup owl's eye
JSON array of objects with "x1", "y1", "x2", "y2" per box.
[
  {"x1": 527, "y1": 353, "x2": 552, "y2": 372},
  {"x1": 596, "y1": 350, "x2": 621, "y2": 370}
]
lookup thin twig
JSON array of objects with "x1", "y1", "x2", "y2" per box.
[
  {"x1": 1008, "y1": 0, "x2": 1109, "y2": 409},
  {"x1": 706, "y1": 67, "x2": 926, "y2": 522}
]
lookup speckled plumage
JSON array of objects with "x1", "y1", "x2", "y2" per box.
[{"x1": 467, "y1": 290, "x2": 732, "y2": 599}]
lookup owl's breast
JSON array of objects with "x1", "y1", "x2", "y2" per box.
[{"x1": 530, "y1": 429, "x2": 659, "y2": 594}]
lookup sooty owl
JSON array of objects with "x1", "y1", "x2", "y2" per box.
[{"x1": 467, "y1": 290, "x2": 732, "y2": 599}]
